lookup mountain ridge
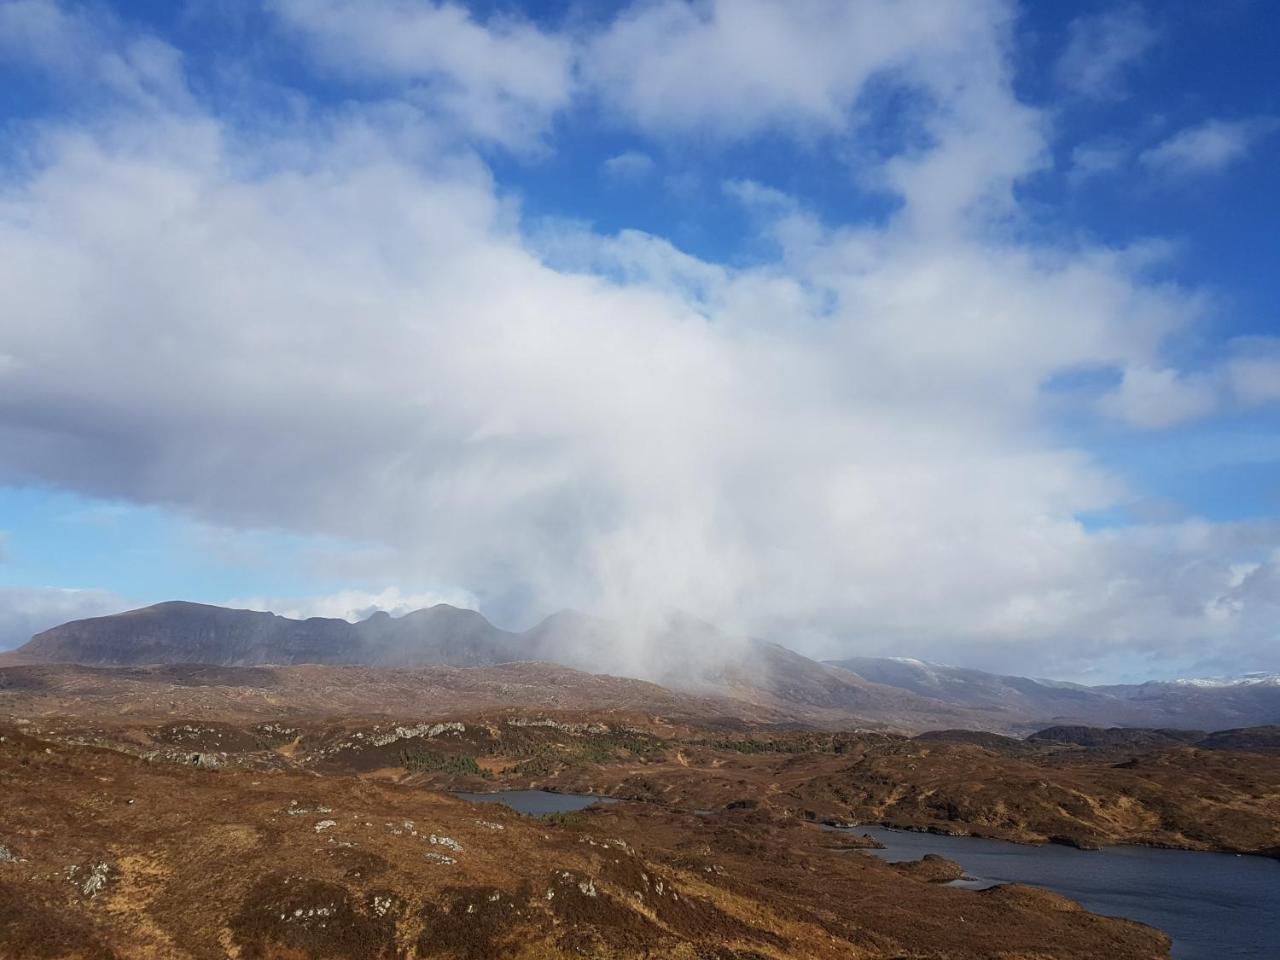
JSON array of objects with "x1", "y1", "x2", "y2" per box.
[
  {"x1": 826, "y1": 655, "x2": 1280, "y2": 732},
  {"x1": 11, "y1": 602, "x2": 1279, "y2": 732},
  {"x1": 8, "y1": 601, "x2": 992, "y2": 732}
]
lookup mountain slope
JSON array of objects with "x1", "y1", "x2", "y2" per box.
[
  {"x1": 15, "y1": 601, "x2": 358, "y2": 666},
  {"x1": 828, "y1": 656, "x2": 1280, "y2": 731},
  {"x1": 1093, "y1": 678, "x2": 1280, "y2": 731},
  {"x1": 828, "y1": 656, "x2": 1123, "y2": 719},
  {"x1": 14, "y1": 601, "x2": 526, "y2": 669},
  {"x1": 20, "y1": 603, "x2": 1276, "y2": 732},
  {"x1": 10, "y1": 603, "x2": 993, "y2": 731},
  {"x1": 522, "y1": 609, "x2": 995, "y2": 730}
]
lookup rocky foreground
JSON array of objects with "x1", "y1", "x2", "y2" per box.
[
  {"x1": 0, "y1": 721, "x2": 1172, "y2": 960},
  {"x1": 5, "y1": 662, "x2": 1279, "y2": 957}
]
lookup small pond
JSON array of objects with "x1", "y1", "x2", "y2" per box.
[{"x1": 453, "y1": 789, "x2": 619, "y2": 816}]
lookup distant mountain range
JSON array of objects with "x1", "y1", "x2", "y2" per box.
[
  {"x1": 1164, "y1": 672, "x2": 1280, "y2": 688},
  {"x1": 827, "y1": 656, "x2": 1280, "y2": 732},
  {"x1": 6, "y1": 602, "x2": 989, "y2": 731},
  {"x1": 6, "y1": 601, "x2": 1278, "y2": 733}
]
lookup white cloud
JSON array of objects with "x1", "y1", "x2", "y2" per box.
[
  {"x1": 1226, "y1": 337, "x2": 1280, "y2": 408},
  {"x1": 0, "y1": 0, "x2": 91, "y2": 72},
  {"x1": 587, "y1": 0, "x2": 1044, "y2": 231},
  {"x1": 1098, "y1": 365, "x2": 1218, "y2": 429},
  {"x1": 1068, "y1": 141, "x2": 1129, "y2": 181},
  {"x1": 1055, "y1": 3, "x2": 1158, "y2": 99},
  {"x1": 0, "y1": 0, "x2": 191, "y2": 110},
  {"x1": 601, "y1": 150, "x2": 655, "y2": 182},
  {"x1": 0, "y1": 0, "x2": 1275, "y2": 680},
  {"x1": 230, "y1": 586, "x2": 479, "y2": 622},
  {"x1": 0, "y1": 586, "x2": 130, "y2": 651},
  {"x1": 267, "y1": 0, "x2": 575, "y2": 147},
  {"x1": 589, "y1": 2, "x2": 1005, "y2": 130},
  {"x1": 0, "y1": 107, "x2": 1240, "y2": 673},
  {"x1": 1140, "y1": 117, "x2": 1278, "y2": 176}
]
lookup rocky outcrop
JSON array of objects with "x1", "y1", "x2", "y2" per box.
[
  {"x1": 890, "y1": 854, "x2": 964, "y2": 883},
  {"x1": 0, "y1": 723, "x2": 1173, "y2": 960}
]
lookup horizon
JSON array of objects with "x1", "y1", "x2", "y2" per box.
[
  {"x1": 2, "y1": 1, "x2": 1279, "y2": 686},
  {"x1": 13, "y1": 595, "x2": 1279, "y2": 688}
]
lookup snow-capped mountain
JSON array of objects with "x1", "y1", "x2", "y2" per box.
[
  {"x1": 1170, "y1": 673, "x2": 1280, "y2": 688},
  {"x1": 829, "y1": 656, "x2": 1280, "y2": 731}
]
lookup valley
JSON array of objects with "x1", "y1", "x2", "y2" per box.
[
  {"x1": 3, "y1": 606, "x2": 1277, "y2": 958},
  {"x1": 7, "y1": 668, "x2": 1277, "y2": 857},
  {"x1": 2, "y1": 695, "x2": 1193, "y2": 960}
]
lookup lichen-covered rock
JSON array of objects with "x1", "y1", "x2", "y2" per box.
[
  {"x1": 429, "y1": 834, "x2": 462, "y2": 853},
  {"x1": 73, "y1": 862, "x2": 113, "y2": 899}
]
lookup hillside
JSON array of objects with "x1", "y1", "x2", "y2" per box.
[
  {"x1": 0, "y1": 719, "x2": 1173, "y2": 960},
  {"x1": 16, "y1": 604, "x2": 1280, "y2": 732},
  {"x1": 829, "y1": 656, "x2": 1280, "y2": 731},
  {"x1": 8, "y1": 603, "x2": 995, "y2": 732}
]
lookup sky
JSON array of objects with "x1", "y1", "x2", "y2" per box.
[{"x1": 0, "y1": 0, "x2": 1278, "y2": 684}]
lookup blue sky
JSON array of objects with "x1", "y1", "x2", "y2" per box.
[{"x1": 0, "y1": 0, "x2": 1278, "y2": 683}]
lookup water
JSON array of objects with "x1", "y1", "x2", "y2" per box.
[
  {"x1": 842, "y1": 826, "x2": 1280, "y2": 960},
  {"x1": 451, "y1": 793, "x2": 1276, "y2": 956},
  {"x1": 453, "y1": 789, "x2": 619, "y2": 816}
]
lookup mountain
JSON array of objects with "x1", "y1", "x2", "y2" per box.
[
  {"x1": 1025, "y1": 725, "x2": 1205, "y2": 750},
  {"x1": 15, "y1": 602, "x2": 354, "y2": 667},
  {"x1": 1020, "y1": 724, "x2": 1280, "y2": 755},
  {"x1": 827, "y1": 656, "x2": 1280, "y2": 731},
  {"x1": 0, "y1": 660, "x2": 771, "y2": 725},
  {"x1": 8, "y1": 602, "x2": 991, "y2": 731},
  {"x1": 1092, "y1": 677, "x2": 1280, "y2": 731},
  {"x1": 18, "y1": 603, "x2": 1278, "y2": 732},
  {"x1": 355, "y1": 605, "x2": 524, "y2": 666},
  {"x1": 12, "y1": 601, "x2": 526, "y2": 669},
  {"x1": 1164, "y1": 672, "x2": 1280, "y2": 688},
  {"x1": 521, "y1": 610, "x2": 990, "y2": 730},
  {"x1": 827, "y1": 656, "x2": 1104, "y2": 714}
]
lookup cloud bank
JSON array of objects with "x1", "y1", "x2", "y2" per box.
[
  {"x1": 230, "y1": 587, "x2": 480, "y2": 624},
  {"x1": 0, "y1": 587, "x2": 130, "y2": 651},
  {"x1": 1, "y1": 0, "x2": 1277, "y2": 679}
]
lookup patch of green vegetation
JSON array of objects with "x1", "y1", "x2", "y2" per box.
[
  {"x1": 398, "y1": 749, "x2": 483, "y2": 776},
  {"x1": 513, "y1": 750, "x2": 563, "y2": 777},
  {"x1": 538, "y1": 811, "x2": 588, "y2": 828},
  {"x1": 708, "y1": 738, "x2": 802, "y2": 754},
  {"x1": 705, "y1": 734, "x2": 846, "y2": 755},
  {"x1": 614, "y1": 732, "x2": 663, "y2": 757},
  {"x1": 507, "y1": 732, "x2": 663, "y2": 774},
  {"x1": 577, "y1": 740, "x2": 617, "y2": 764}
]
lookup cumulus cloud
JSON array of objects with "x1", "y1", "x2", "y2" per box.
[
  {"x1": 1098, "y1": 365, "x2": 1218, "y2": 429},
  {"x1": 586, "y1": 0, "x2": 1045, "y2": 232},
  {"x1": 588, "y1": 1, "x2": 1016, "y2": 136},
  {"x1": 0, "y1": 587, "x2": 130, "y2": 650},
  {"x1": 1226, "y1": 337, "x2": 1280, "y2": 408},
  {"x1": 1055, "y1": 3, "x2": 1158, "y2": 99},
  {"x1": 1068, "y1": 141, "x2": 1129, "y2": 181},
  {"x1": 601, "y1": 151, "x2": 655, "y2": 182},
  {"x1": 0, "y1": 0, "x2": 95, "y2": 72},
  {"x1": 230, "y1": 586, "x2": 480, "y2": 622},
  {"x1": 0, "y1": 0, "x2": 191, "y2": 109},
  {"x1": 1140, "y1": 117, "x2": 1278, "y2": 176},
  {"x1": 0, "y1": 0, "x2": 1275, "y2": 678},
  {"x1": 267, "y1": 0, "x2": 575, "y2": 147}
]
